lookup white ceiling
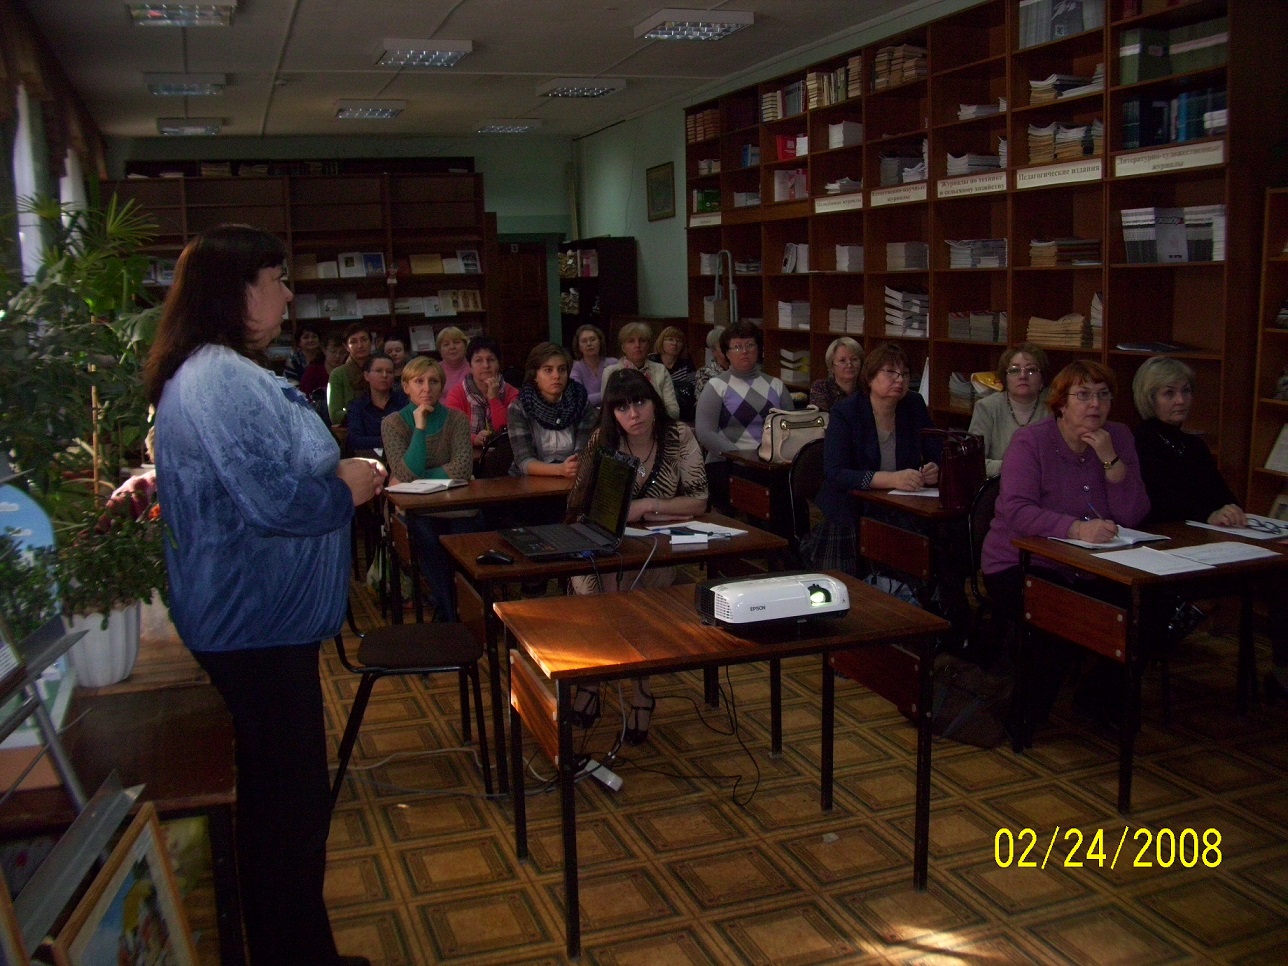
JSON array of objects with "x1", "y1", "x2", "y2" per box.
[{"x1": 21, "y1": 0, "x2": 919, "y2": 141}]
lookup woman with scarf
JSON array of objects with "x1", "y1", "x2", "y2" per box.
[
  {"x1": 444, "y1": 333, "x2": 519, "y2": 447},
  {"x1": 508, "y1": 342, "x2": 597, "y2": 478}
]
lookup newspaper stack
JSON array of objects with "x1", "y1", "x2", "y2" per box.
[
  {"x1": 827, "y1": 303, "x2": 865, "y2": 334},
  {"x1": 958, "y1": 98, "x2": 1006, "y2": 120},
  {"x1": 1088, "y1": 292, "x2": 1103, "y2": 349},
  {"x1": 945, "y1": 239, "x2": 1008, "y2": 269},
  {"x1": 1030, "y1": 238, "x2": 1101, "y2": 267},
  {"x1": 1027, "y1": 312, "x2": 1090, "y2": 349},
  {"x1": 884, "y1": 286, "x2": 929, "y2": 336},
  {"x1": 946, "y1": 152, "x2": 1002, "y2": 177},
  {"x1": 777, "y1": 300, "x2": 810, "y2": 330},
  {"x1": 824, "y1": 177, "x2": 863, "y2": 195},
  {"x1": 835, "y1": 245, "x2": 864, "y2": 272},
  {"x1": 887, "y1": 242, "x2": 929, "y2": 271}
]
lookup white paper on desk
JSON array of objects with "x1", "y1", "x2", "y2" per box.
[
  {"x1": 1187, "y1": 515, "x2": 1288, "y2": 541},
  {"x1": 1168, "y1": 542, "x2": 1283, "y2": 565},
  {"x1": 1052, "y1": 526, "x2": 1169, "y2": 550},
  {"x1": 384, "y1": 478, "x2": 467, "y2": 494},
  {"x1": 888, "y1": 487, "x2": 939, "y2": 497},
  {"x1": 646, "y1": 520, "x2": 747, "y2": 538},
  {"x1": 1097, "y1": 547, "x2": 1214, "y2": 574}
]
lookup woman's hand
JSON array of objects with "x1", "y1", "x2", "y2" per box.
[
  {"x1": 480, "y1": 375, "x2": 501, "y2": 400},
  {"x1": 413, "y1": 403, "x2": 432, "y2": 430},
  {"x1": 920, "y1": 462, "x2": 939, "y2": 486},
  {"x1": 626, "y1": 498, "x2": 651, "y2": 522},
  {"x1": 1207, "y1": 503, "x2": 1248, "y2": 528},
  {"x1": 473, "y1": 430, "x2": 491, "y2": 448},
  {"x1": 559, "y1": 454, "x2": 580, "y2": 478},
  {"x1": 338, "y1": 458, "x2": 386, "y2": 505},
  {"x1": 1079, "y1": 428, "x2": 1115, "y2": 463},
  {"x1": 888, "y1": 468, "x2": 925, "y2": 491},
  {"x1": 1069, "y1": 518, "x2": 1118, "y2": 543}
]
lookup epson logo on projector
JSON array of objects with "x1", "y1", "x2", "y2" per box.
[{"x1": 750, "y1": 605, "x2": 766, "y2": 611}]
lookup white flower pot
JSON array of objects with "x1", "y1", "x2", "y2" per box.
[{"x1": 68, "y1": 602, "x2": 142, "y2": 688}]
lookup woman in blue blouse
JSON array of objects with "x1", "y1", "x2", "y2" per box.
[{"x1": 147, "y1": 224, "x2": 381, "y2": 966}]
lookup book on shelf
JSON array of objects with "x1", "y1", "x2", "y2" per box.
[
  {"x1": 1265, "y1": 425, "x2": 1288, "y2": 474},
  {"x1": 424, "y1": 295, "x2": 456, "y2": 317},
  {"x1": 394, "y1": 296, "x2": 425, "y2": 315},
  {"x1": 319, "y1": 292, "x2": 361, "y2": 320},
  {"x1": 777, "y1": 301, "x2": 810, "y2": 329},
  {"x1": 363, "y1": 252, "x2": 386, "y2": 278},
  {"x1": 441, "y1": 256, "x2": 464, "y2": 274},
  {"x1": 835, "y1": 245, "x2": 864, "y2": 272},
  {"x1": 578, "y1": 249, "x2": 599, "y2": 277},
  {"x1": 316, "y1": 259, "x2": 339, "y2": 279},
  {"x1": 410, "y1": 253, "x2": 445, "y2": 275},
  {"x1": 827, "y1": 121, "x2": 863, "y2": 149},
  {"x1": 358, "y1": 297, "x2": 385, "y2": 317},
  {"x1": 692, "y1": 188, "x2": 722, "y2": 213},
  {"x1": 886, "y1": 241, "x2": 928, "y2": 271},
  {"x1": 945, "y1": 239, "x2": 1007, "y2": 269},
  {"x1": 1115, "y1": 340, "x2": 1194, "y2": 353},
  {"x1": 1027, "y1": 312, "x2": 1090, "y2": 349},
  {"x1": 781, "y1": 242, "x2": 810, "y2": 274},
  {"x1": 823, "y1": 177, "x2": 861, "y2": 195},
  {"x1": 772, "y1": 169, "x2": 808, "y2": 202},
  {"x1": 293, "y1": 253, "x2": 319, "y2": 280},
  {"x1": 408, "y1": 324, "x2": 437, "y2": 354},
  {"x1": 457, "y1": 249, "x2": 481, "y2": 274},
  {"x1": 338, "y1": 252, "x2": 366, "y2": 278},
  {"x1": 1119, "y1": 29, "x2": 1170, "y2": 85}
]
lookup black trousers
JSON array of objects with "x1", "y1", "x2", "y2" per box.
[{"x1": 195, "y1": 643, "x2": 340, "y2": 966}]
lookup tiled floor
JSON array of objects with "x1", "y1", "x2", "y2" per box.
[{"x1": 323, "y1": 586, "x2": 1288, "y2": 965}]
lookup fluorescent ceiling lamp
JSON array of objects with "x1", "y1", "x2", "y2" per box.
[
  {"x1": 537, "y1": 78, "x2": 626, "y2": 98},
  {"x1": 157, "y1": 117, "x2": 222, "y2": 135},
  {"x1": 377, "y1": 38, "x2": 473, "y2": 68},
  {"x1": 634, "y1": 8, "x2": 753, "y2": 41},
  {"x1": 477, "y1": 119, "x2": 543, "y2": 134},
  {"x1": 146, "y1": 73, "x2": 227, "y2": 96},
  {"x1": 335, "y1": 100, "x2": 406, "y2": 120},
  {"x1": 128, "y1": 2, "x2": 237, "y2": 27}
]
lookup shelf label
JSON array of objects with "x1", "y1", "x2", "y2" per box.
[
  {"x1": 868, "y1": 182, "x2": 928, "y2": 207},
  {"x1": 688, "y1": 213, "x2": 722, "y2": 227},
  {"x1": 814, "y1": 194, "x2": 864, "y2": 214},
  {"x1": 1114, "y1": 141, "x2": 1225, "y2": 179},
  {"x1": 935, "y1": 171, "x2": 1008, "y2": 199},
  {"x1": 1015, "y1": 158, "x2": 1103, "y2": 190}
]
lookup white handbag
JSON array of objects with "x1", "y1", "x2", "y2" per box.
[{"x1": 757, "y1": 405, "x2": 828, "y2": 463}]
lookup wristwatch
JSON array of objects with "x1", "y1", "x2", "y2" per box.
[{"x1": 1102, "y1": 455, "x2": 1120, "y2": 470}]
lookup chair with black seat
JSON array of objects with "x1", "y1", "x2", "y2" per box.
[
  {"x1": 786, "y1": 437, "x2": 826, "y2": 567},
  {"x1": 330, "y1": 614, "x2": 492, "y2": 805},
  {"x1": 476, "y1": 429, "x2": 513, "y2": 479},
  {"x1": 967, "y1": 474, "x2": 1003, "y2": 660},
  {"x1": 386, "y1": 503, "x2": 436, "y2": 623}
]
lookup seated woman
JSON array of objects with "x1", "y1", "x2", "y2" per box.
[
  {"x1": 435, "y1": 325, "x2": 470, "y2": 395},
  {"x1": 283, "y1": 322, "x2": 321, "y2": 386},
  {"x1": 299, "y1": 332, "x2": 346, "y2": 399},
  {"x1": 805, "y1": 342, "x2": 939, "y2": 574},
  {"x1": 982, "y1": 360, "x2": 1150, "y2": 725},
  {"x1": 808, "y1": 336, "x2": 863, "y2": 412},
  {"x1": 345, "y1": 354, "x2": 408, "y2": 452},
  {"x1": 381, "y1": 356, "x2": 476, "y2": 621},
  {"x1": 649, "y1": 325, "x2": 697, "y2": 422},
  {"x1": 382, "y1": 336, "x2": 408, "y2": 377},
  {"x1": 570, "y1": 323, "x2": 616, "y2": 407},
  {"x1": 602, "y1": 322, "x2": 680, "y2": 419},
  {"x1": 508, "y1": 342, "x2": 597, "y2": 479},
  {"x1": 694, "y1": 320, "x2": 792, "y2": 506},
  {"x1": 567, "y1": 368, "x2": 708, "y2": 744},
  {"x1": 444, "y1": 334, "x2": 520, "y2": 447},
  {"x1": 692, "y1": 325, "x2": 727, "y2": 400},
  {"x1": 968, "y1": 343, "x2": 1052, "y2": 477}
]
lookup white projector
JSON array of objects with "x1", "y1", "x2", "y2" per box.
[{"x1": 696, "y1": 572, "x2": 850, "y2": 628}]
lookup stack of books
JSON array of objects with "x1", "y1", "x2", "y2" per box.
[
  {"x1": 777, "y1": 301, "x2": 811, "y2": 330},
  {"x1": 1028, "y1": 121, "x2": 1103, "y2": 164},
  {"x1": 828, "y1": 305, "x2": 865, "y2": 334},
  {"x1": 945, "y1": 152, "x2": 1002, "y2": 177},
  {"x1": 806, "y1": 65, "x2": 851, "y2": 109},
  {"x1": 958, "y1": 98, "x2": 1006, "y2": 120},
  {"x1": 732, "y1": 191, "x2": 760, "y2": 208},
  {"x1": 999, "y1": 137, "x2": 1009, "y2": 168},
  {"x1": 947, "y1": 310, "x2": 1007, "y2": 342},
  {"x1": 1029, "y1": 238, "x2": 1102, "y2": 266},
  {"x1": 1088, "y1": 292, "x2": 1103, "y2": 349},
  {"x1": 871, "y1": 43, "x2": 928, "y2": 90},
  {"x1": 698, "y1": 252, "x2": 720, "y2": 276},
  {"x1": 835, "y1": 245, "x2": 864, "y2": 272},
  {"x1": 781, "y1": 242, "x2": 810, "y2": 274},
  {"x1": 1018, "y1": 0, "x2": 1103, "y2": 50},
  {"x1": 779, "y1": 348, "x2": 811, "y2": 386},
  {"x1": 738, "y1": 144, "x2": 761, "y2": 167},
  {"x1": 696, "y1": 159, "x2": 720, "y2": 176},
  {"x1": 772, "y1": 169, "x2": 808, "y2": 202},
  {"x1": 734, "y1": 257, "x2": 762, "y2": 274},
  {"x1": 884, "y1": 286, "x2": 929, "y2": 337},
  {"x1": 686, "y1": 109, "x2": 721, "y2": 143},
  {"x1": 1029, "y1": 65, "x2": 1104, "y2": 105},
  {"x1": 879, "y1": 148, "x2": 924, "y2": 187},
  {"x1": 945, "y1": 239, "x2": 1008, "y2": 269},
  {"x1": 761, "y1": 81, "x2": 805, "y2": 122},
  {"x1": 823, "y1": 178, "x2": 862, "y2": 195},
  {"x1": 828, "y1": 121, "x2": 863, "y2": 149},
  {"x1": 846, "y1": 55, "x2": 864, "y2": 99},
  {"x1": 887, "y1": 242, "x2": 929, "y2": 270},
  {"x1": 1121, "y1": 205, "x2": 1226, "y2": 263},
  {"x1": 1027, "y1": 312, "x2": 1090, "y2": 349}
]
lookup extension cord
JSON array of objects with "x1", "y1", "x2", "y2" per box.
[{"x1": 579, "y1": 757, "x2": 624, "y2": 792}]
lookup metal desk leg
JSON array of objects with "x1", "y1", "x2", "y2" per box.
[
  {"x1": 511, "y1": 703, "x2": 527, "y2": 860},
  {"x1": 207, "y1": 805, "x2": 247, "y2": 966},
  {"x1": 481, "y1": 583, "x2": 511, "y2": 795},
  {"x1": 914, "y1": 632, "x2": 934, "y2": 890},
  {"x1": 769, "y1": 659, "x2": 782, "y2": 756},
  {"x1": 1118, "y1": 588, "x2": 1145, "y2": 816},
  {"x1": 820, "y1": 654, "x2": 834, "y2": 811},
  {"x1": 557, "y1": 683, "x2": 580, "y2": 958},
  {"x1": 703, "y1": 667, "x2": 719, "y2": 707}
]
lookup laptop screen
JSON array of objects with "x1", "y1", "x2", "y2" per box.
[{"x1": 584, "y1": 449, "x2": 636, "y2": 536}]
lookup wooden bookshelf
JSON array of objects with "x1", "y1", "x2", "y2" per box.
[
  {"x1": 1248, "y1": 187, "x2": 1288, "y2": 514},
  {"x1": 684, "y1": 0, "x2": 1286, "y2": 501},
  {"x1": 558, "y1": 236, "x2": 638, "y2": 347}
]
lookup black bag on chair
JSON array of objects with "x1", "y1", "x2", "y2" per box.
[{"x1": 921, "y1": 429, "x2": 985, "y2": 514}]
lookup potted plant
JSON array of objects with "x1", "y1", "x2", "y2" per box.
[{"x1": 0, "y1": 192, "x2": 167, "y2": 685}]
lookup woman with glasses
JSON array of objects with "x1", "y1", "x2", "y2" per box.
[
  {"x1": 601, "y1": 322, "x2": 680, "y2": 419},
  {"x1": 968, "y1": 343, "x2": 1052, "y2": 476},
  {"x1": 805, "y1": 342, "x2": 939, "y2": 573},
  {"x1": 566, "y1": 369, "x2": 708, "y2": 743},
  {"x1": 650, "y1": 325, "x2": 697, "y2": 422},
  {"x1": 808, "y1": 337, "x2": 864, "y2": 412},
  {"x1": 694, "y1": 320, "x2": 792, "y2": 506}
]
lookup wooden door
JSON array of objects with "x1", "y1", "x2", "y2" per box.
[{"x1": 489, "y1": 240, "x2": 551, "y2": 373}]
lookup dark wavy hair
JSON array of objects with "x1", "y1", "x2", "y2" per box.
[
  {"x1": 144, "y1": 224, "x2": 288, "y2": 404},
  {"x1": 523, "y1": 341, "x2": 572, "y2": 386},
  {"x1": 596, "y1": 368, "x2": 673, "y2": 451},
  {"x1": 465, "y1": 333, "x2": 501, "y2": 363}
]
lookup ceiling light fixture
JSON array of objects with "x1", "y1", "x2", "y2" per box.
[
  {"x1": 634, "y1": 8, "x2": 753, "y2": 41},
  {"x1": 537, "y1": 78, "x2": 626, "y2": 99},
  {"x1": 377, "y1": 38, "x2": 473, "y2": 68},
  {"x1": 157, "y1": 117, "x2": 222, "y2": 135},
  {"x1": 477, "y1": 119, "x2": 543, "y2": 134},
  {"x1": 146, "y1": 73, "x2": 227, "y2": 96},
  {"x1": 335, "y1": 100, "x2": 406, "y2": 120},
  {"x1": 127, "y1": 2, "x2": 237, "y2": 27}
]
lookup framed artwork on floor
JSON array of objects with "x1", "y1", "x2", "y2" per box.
[
  {"x1": 646, "y1": 162, "x2": 675, "y2": 222},
  {"x1": 51, "y1": 803, "x2": 197, "y2": 966}
]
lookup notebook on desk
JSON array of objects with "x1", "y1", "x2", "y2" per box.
[{"x1": 500, "y1": 449, "x2": 638, "y2": 560}]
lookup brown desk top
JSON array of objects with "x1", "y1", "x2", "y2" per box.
[
  {"x1": 385, "y1": 474, "x2": 573, "y2": 512},
  {"x1": 725, "y1": 450, "x2": 791, "y2": 474},
  {"x1": 496, "y1": 572, "x2": 948, "y2": 681},
  {"x1": 443, "y1": 512, "x2": 787, "y2": 582},
  {"x1": 853, "y1": 488, "x2": 965, "y2": 522},
  {"x1": 1014, "y1": 521, "x2": 1288, "y2": 587},
  {"x1": 0, "y1": 684, "x2": 235, "y2": 835}
]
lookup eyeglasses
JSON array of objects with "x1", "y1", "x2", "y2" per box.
[
  {"x1": 614, "y1": 400, "x2": 652, "y2": 414},
  {"x1": 879, "y1": 368, "x2": 910, "y2": 381},
  {"x1": 1245, "y1": 516, "x2": 1288, "y2": 536},
  {"x1": 1007, "y1": 365, "x2": 1041, "y2": 377},
  {"x1": 727, "y1": 342, "x2": 758, "y2": 354},
  {"x1": 1070, "y1": 389, "x2": 1113, "y2": 403}
]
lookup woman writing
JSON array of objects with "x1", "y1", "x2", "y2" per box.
[
  {"x1": 650, "y1": 325, "x2": 697, "y2": 421},
  {"x1": 968, "y1": 343, "x2": 1052, "y2": 477},
  {"x1": 508, "y1": 342, "x2": 597, "y2": 478},
  {"x1": 570, "y1": 323, "x2": 616, "y2": 407},
  {"x1": 435, "y1": 325, "x2": 470, "y2": 395},
  {"x1": 567, "y1": 368, "x2": 708, "y2": 743},
  {"x1": 382, "y1": 356, "x2": 476, "y2": 621},
  {"x1": 444, "y1": 334, "x2": 520, "y2": 447},
  {"x1": 808, "y1": 337, "x2": 863, "y2": 412},
  {"x1": 147, "y1": 224, "x2": 380, "y2": 966},
  {"x1": 601, "y1": 322, "x2": 680, "y2": 419}
]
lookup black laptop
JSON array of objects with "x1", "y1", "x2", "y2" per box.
[{"x1": 500, "y1": 448, "x2": 638, "y2": 560}]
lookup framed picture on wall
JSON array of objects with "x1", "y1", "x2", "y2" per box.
[{"x1": 646, "y1": 162, "x2": 675, "y2": 222}]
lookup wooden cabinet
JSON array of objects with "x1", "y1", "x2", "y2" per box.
[
  {"x1": 1249, "y1": 188, "x2": 1288, "y2": 514},
  {"x1": 684, "y1": 0, "x2": 1285, "y2": 500},
  {"x1": 558, "y1": 236, "x2": 638, "y2": 346}
]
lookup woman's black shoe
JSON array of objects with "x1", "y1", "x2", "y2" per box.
[
  {"x1": 570, "y1": 686, "x2": 600, "y2": 727},
  {"x1": 624, "y1": 693, "x2": 656, "y2": 746}
]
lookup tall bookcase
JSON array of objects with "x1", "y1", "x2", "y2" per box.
[
  {"x1": 1249, "y1": 187, "x2": 1288, "y2": 514},
  {"x1": 558, "y1": 236, "x2": 639, "y2": 347},
  {"x1": 102, "y1": 171, "x2": 491, "y2": 343},
  {"x1": 684, "y1": 0, "x2": 1286, "y2": 499}
]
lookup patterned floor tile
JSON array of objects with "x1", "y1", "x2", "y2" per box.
[
  {"x1": 1016, "y1": 729, "x2": 1117, "y2": 774},
  {"x1": 715, "y1": 901, "x2": 861, "y2": 965},
  {"x1": 1028, "y1": 905, "x2": 1194, "y2": 964},
  {"x1": 1134, "y1": 879, "x2": 1284, "y2": 948},
  {"x1": 780, "y1": 823, "x2": 907, "y2": 886},
  {"x1": 1151, "y1": 749, "x2": 1280, "y2": 796},
  {"x1": 398, "y1": 838, "x2": 517, "y2": 895},
  {"x1": 950, "y1": 853, "x2": 1098, "y2": 916},
  {"x1": 330, "y1": 906, "x2": 418, "y2": 966},
  {"x1": 932, "y1": 748, "x2": 1044, "y2": 795},
  {"x1": 329, "y1": 806, "x2": 376, "y2": 852},
  {"x1": 524, "y1": 817, "x2": 636, "y2": 875},
  {"x1": 378, "y1": 795, "x2": 491, "y2": 841},
  {"x1": 840, "y1": 881, "x2": 987, "y2": 944},
  {"x1": 983, "y1": 785, "x2": 1108, "y2": 831},
  {"x1": 626, "y1": 800, "x2": 748, "y2": 854},
  {"x1": 899, "y1": 930, "x2": 1053, "y2": 965},
  {"x1": 666, "y1": 847, "x2": 799, "y2": 910},
  {"x1": 838, "y1": 764, "x2": 950, "y2": 815},
  {"x1": 325, "y1": 852, "x2": 396, "y2": 908},
  {"x1": 419, "y1": 889, "x2": 553, "y2": 959},
  {"x1": 586, "y1": 926, "x2": 724, "y2": 966},
  {"x1": 737, "y1": 782, "x2": 855, "y2": 833},
  {"x1": 885, "y1": 804, "x2": 1004, "y2": 862},
  {"x1": 572, "y1": 867, "x2": 684, "y2": 933}
]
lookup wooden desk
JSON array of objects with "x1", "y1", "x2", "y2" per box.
[
  {"x1": 1014, "y1": 522, "x2": 1288, "y2": 814},
  {"x1": 723, "y1": 451, "x2": 793, "y2": 537},
  {"x1": 853, "y1": 489, "x2": 967, "y2": 593},
  {"x1": 498, "y1": 575, "x2": 948, "y2": 957},
  {"x1": 384, "y1": 474, "x2": 573, "y2": 514},
  {"x1": 0, "y1": 684, "x2": 243, "y2": 965},
  {"x1": 442, "y1": 514, "x2": 787, "y2": 794}
]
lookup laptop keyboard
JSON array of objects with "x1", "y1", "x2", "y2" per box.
[{"x1": 532, "y1": 523, "x2": 605, "y2": 551}]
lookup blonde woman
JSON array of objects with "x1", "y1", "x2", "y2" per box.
[{"x1": 600, "y1": 322, "x2": 680, "y2": 419}]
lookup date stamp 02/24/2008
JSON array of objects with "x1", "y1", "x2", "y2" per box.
[{"x1": 994, "y1": 827, "x2": 1223, "y2": 870}]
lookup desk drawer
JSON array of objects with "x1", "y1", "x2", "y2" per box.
[
  {"x1": 860, "y1": 517, "x2": 932, "y2": 581},
  {"x1": 832, "y1": 643, "x2": 922, "y2": 719},
  {"x1": 1024, "y1": 576, "x2": 1128, "y2": 663},
  {"x1": 510, "y1": 651, "x2": 560, "y2": 765},
  {"x1": 729, "y1": 475, "x2": 772, "y2": 522}
]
